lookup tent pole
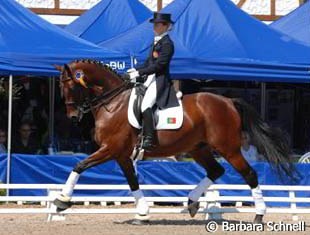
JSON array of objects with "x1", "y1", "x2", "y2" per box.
[
  {"x1": 260, "y1": 82, "x2": 266, "y2": 120},
  {"x1": 48, "y1": 76, "x2": 55, "y2": 154},
  {"x1": 130, "y1": 56, "x2": 134, "y2": 68},
  {"x1": 6, "y1": 74, "x2": 13, "y2": 197},
  {"x1": 157, "y1": 0, "x2": 163, "y2": 11}
]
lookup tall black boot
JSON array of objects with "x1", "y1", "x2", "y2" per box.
[{"x1": 142, "y1": 108, "x2": 156, "y2": 150}]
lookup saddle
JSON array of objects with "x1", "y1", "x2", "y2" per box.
[{"x1": 128, "y1": 85, "x2": 183, "y2": 130}]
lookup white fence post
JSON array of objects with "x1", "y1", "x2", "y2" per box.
[
  {"x1": 236, "y1": 201, "x2": 243, "y2": 207},
  {"x1": 46, "y1": 189, "x2": 66, "y2": 222},
  {"x1": 100, "y1": 201, "x2": 107, "y2": 206},
  {"x1": 204, "y1": 189, "x2": 222, "y2": 220},
  {"x1": 289, "y1": 191, "x2": 298, "y2": 221}
]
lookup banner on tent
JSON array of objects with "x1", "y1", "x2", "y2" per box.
[{"x1": 106, "y1": 61, "x2": 126, "y2": 70}]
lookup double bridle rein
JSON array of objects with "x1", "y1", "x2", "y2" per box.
[{"x1": 77, "y1": 81, "x2": 132, "y2": 114}]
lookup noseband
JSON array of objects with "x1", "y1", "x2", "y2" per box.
[{"x1": 60, "y1": 65, "x2": 85, "y2": 113}]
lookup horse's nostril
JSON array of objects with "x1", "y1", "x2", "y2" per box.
[{"x1": 71, "y1": 116, "x2": 78, "y2": 123}]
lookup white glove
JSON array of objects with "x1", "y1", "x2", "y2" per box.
[
  {"x1": 127, "y1": 68, "x2": 137, "y2": 73},
  {"x1": 127, "y1": 68, "x2": 140, "y2": 82}
]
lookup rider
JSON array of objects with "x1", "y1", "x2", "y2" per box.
[{"x1": 127, "y1": 12, "x2": 178, "y2": 150}]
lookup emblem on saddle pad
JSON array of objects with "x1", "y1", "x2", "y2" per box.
[{"x1": 167, "y1": 117, "x2": 176, "y2": 124}]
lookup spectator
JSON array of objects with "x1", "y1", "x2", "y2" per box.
[
  {"x1": 0, "y1": 128, "x2": 7, "y2": 153},
  {"x1": 12, "y1": 121, "x2": 40, "y2": 154},
  {"x1": 240, "y1": 131, "x2": 260, "y2": 162}
]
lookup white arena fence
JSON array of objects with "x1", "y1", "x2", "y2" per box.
[{"x1": 0, "y1": 184, "x2": 310, "y2": 222}]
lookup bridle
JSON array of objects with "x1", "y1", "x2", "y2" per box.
[
  {"x1": 60, "y1": 64, "x2": 133, "y2": 121},
  {"x1": 60, "y1": 72, "x2": 80, "y2": 107}
]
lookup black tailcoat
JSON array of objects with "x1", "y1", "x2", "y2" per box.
[{"x1": 137, "y1": 34, "x2": 178, "y2": 109}]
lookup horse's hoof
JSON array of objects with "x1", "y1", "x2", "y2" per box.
[
  {"x1": 134, "y1": 214, "x2": 150, "y2": 220},
  {"x1": 131, "y1": 219, "x2": 149, "y2": 225},
  {"x1": 253, "y1": 214, "x2": 264, "y2": 224},
  {"x1": 132, "y1": 214, "x2": 150, "y2": 225},
  {"x1": 53, "y1": 198, "x2": 72, "y2": 211},
  {"x1": 188, "y1": 199, "x2": 199, "y2": 218}
]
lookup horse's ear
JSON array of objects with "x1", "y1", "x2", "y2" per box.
[{"x1": 54, "y1": 64, "x2": 63, "y2": 72}]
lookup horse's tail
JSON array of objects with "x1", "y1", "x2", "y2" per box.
[{"x1": 232, "y1": 98, "x2": 298, "y2": 181}]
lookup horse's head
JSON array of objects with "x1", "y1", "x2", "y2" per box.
[{"x1": 55, "y1": 59, "x2": 125, "y2": 120}]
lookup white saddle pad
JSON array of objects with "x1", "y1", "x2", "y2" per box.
[{"x1": 128, "y1": 88, "x2": 183, "y2": 130}]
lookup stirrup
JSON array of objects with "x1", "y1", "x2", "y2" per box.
[
  {"x1": 142, "y1": 136, "x2": 156, "y2": 150},
  {"x1": 131, "y1": 143, "x2": 145, "y2": 162}
]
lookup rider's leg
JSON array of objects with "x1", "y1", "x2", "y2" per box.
[{"x1": 141, "y1": 76, "x2": 157, "y2": 150}]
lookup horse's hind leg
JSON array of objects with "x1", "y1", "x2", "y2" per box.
[
  {"x1": 187, "y1": 145, "x2": 225, "y2": 218},
  {"x1": 54, "y1": 146, "x2": 113, "y2": 211},
  {"x1": 223, "y1": 150, "x2": 266, "y2": 224}
]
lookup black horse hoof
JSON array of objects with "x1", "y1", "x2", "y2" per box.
[
  {"x1": 54, "y1": 198, "x2": 72, "y2": 212},
  {"x1": 187, "y1": 199, "x2": 199, "y2": 218},
  {"x1": 131, "y1": 219, "x2": 150, "y2": 225},
  {"x1": 253, "y1": 214, "x2": 264, "y2": 224}
]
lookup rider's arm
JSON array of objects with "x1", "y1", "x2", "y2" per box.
[
  {"x1": 136, "y1": 56, "x2": 150, "y2": 70},
  {"x1": 137, "y1": 41, "x2": 174, "y2": 76}
]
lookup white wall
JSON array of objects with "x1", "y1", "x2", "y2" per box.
[{"x1": 15, "y1": 0, "x2": 301, "y2": 25}]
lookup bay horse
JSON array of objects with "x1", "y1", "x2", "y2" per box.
[{"x1": 54, "y1": 59, "x2": 296, "y2": 224}]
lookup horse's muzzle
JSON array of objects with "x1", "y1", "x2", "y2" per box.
[{"x1": 71, "y1": 116, "x2": 79, "y2": 125}]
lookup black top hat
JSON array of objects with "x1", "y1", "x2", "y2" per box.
[{"x1": 149, "y1": 12, "x2": 174, "y2": 24}]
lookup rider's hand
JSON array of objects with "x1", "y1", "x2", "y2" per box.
[
  {"x1": 126, "y1": 68, "x2": 140, "y2": 82},
  {"x1": 127, "y1": 68, "x2": 137, "y2": 73}
]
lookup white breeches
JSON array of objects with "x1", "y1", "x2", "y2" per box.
[{"x1": 141, "y1": 74, "x2": 157, "y2": 112}]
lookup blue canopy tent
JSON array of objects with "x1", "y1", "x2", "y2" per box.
[
  {"x1": 271, "y1": 1, "x2": 310, "y2": 46},
  {"x1": 99, "y1": 0, "x2": 195, "y2": 63},
  {"x1": 0, "y1": 0, "x2": 131, "y2": 192},
  {"x1": 65, "y1": 0, "x2": 152, "y2": 45},
  {"x1": 0, "y1": 0, "x2": 130, "y2": 76},
  {"x1": 101, "y1": 0, "x2": 310, "y2": 82}
]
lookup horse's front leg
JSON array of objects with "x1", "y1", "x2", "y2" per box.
[
  {"x1": 117, "y1": 157, "x2": 150, "y2": 223},
  {"x1": 54, "y1": 146, "x2": 112, "y2": 211}
]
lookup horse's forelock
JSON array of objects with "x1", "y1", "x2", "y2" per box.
[{"x1": 63, "y1": 63, "x2": 73, "y2": 79}]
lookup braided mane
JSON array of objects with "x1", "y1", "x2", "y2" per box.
[{"x1": 73, "y1": 59, "x2": 121, "y2": 79}]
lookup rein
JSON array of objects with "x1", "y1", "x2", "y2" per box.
[{"x1": 77, "y1": 81, "x2": 133, "y2": 115}]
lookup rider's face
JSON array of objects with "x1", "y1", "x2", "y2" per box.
[{"x1": 153, "y1": 22, "x2": 170, "y2": 36}]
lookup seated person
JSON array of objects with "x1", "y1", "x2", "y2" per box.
[
  {"x1": 241, "y1": 131, "x2": 261, "y2": 162},
  {"x1": 0, "y1": 128, "x2": 6, "y2": 153},
  {"x1": 12, "y1": 121, "x2": 40, "y2": 154}
]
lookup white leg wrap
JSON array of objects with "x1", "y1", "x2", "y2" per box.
[
  {"x1": 189, "y1": 177, "x2": 213, "y2": 202},
  {"x1": 132, "y1": 189, "x2": 149, "y2": 215},
  {"x1": 251, "y1": 185, "x2": 266, "y2": 215},
  {"x1": 62, "y1": 171, "x2": 80, "y2": 198}
]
